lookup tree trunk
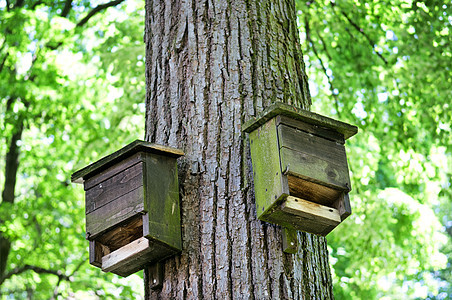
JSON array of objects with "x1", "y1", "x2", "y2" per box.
[
  {"x1": 144, "y1": 0, "x2": 334, "y2": 299},
  {"x1": 0, "y1": 117, "x2": 23, "y2": 280}
]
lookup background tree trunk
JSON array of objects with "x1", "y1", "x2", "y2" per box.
[{"x1": 144, "y1": 0, "x2": 334, "y2": 298}]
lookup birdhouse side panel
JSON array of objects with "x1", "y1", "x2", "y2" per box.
[
  {"x1": 143, "y1": 153, "x2": 182, "y2": 251},
  {"x1": 248, "y1": 118, "x2": 288, "y2": 219}
]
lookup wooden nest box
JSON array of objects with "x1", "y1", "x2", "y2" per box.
[
  {"x1": 71, "y1": 140, "x2": 184, "y2": 277},
  {"x1": 243, "y1": 103, "x2": 358, "y2": 236}
]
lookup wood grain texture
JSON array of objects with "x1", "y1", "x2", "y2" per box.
[
  {"x1": 96, "y1": 214, "x2": 143, "y2": 251},
  {"x1": 72, "y1": 140, "x2": 183, "y2": 183},
  {"x1": 281, "y1": 147, "x2": 351, "y2": 191},
  {"x1": 278, "y1": 115, "x2": 345, "y2": 144},
  {"x1": 85, "y1": 186, "x2": 145, "y2": 239},
  {"x1": 102, "y1": 237, "x2": 151, "y2": 274},
  {"x1": 143, "y1": 153, "x2": 182, "y2": 250},
  {"x1": 83, "y1": 153, "x2": 144, "y2": 191},
  {"x1": 288, "y1": 174, "x2": 342, "y2": 207},
  {"x1": 278, "y1": 124, "x2": 348, "y2": 167},
  {"x1": 144, "y1": 0, "x2": 334, "y2": 298},
  {"x1": 85, "y1": 162, "x2": 144, "y2": 214},
  {"x1": 242, "y1": 102, "x2": 358, "y2": 139},
  {"x1": 281, "y1": 196, "x2": 341, "y2": 226},
  {"x1": 248, "y1": 118, "x2": 288, "y2": 219}
]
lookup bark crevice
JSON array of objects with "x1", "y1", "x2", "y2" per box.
[{"x1": 144, "y1": 0, "x2": 334, "y2": 298}]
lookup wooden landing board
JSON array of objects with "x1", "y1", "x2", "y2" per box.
[
  {"x1": 281, "y1": 196, "x2": 341, "y2": 227},
  {"x1": 102, "y1": 237, "x2": 151, "y2": 274}
]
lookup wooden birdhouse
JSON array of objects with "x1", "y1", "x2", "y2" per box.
[
  {"x1": 243, "y1": 103, "x2": 358, "y2": 236},
  {"x1": 71, "y1": 140, "x2": 184, "y2": 277}
]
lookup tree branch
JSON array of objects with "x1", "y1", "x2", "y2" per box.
[
  {"x1": 0, "y1": 52, "x2": 9, "y2": 74},
  {"x1": 14, "y1": 0, "x2": 24, "y2": 8},
  {"x1": 76, "y1": 0, "x2": 126, "y2": 27},
  {"x1": 60, "y1": 0, "x2": 73, "y2": 17},
  {"x1": 304, "y1": 16, "x2": 341, "y2": 118},
  {"x1": 330, "y1": 1, "x2": 388, "y2": 65},
  {"x1": 0, "y1": 265, "x2": 72, "y2": 285}
]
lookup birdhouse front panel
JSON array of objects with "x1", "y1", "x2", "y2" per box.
[
  {"x1": 71, "y1": 140, "x2": 184, "y2": 277},
  {"x1": 277, "y1": 115, "x2": 351, "y2": 206},
  {"x1": 84, "y1": 153, "x2": 146, "y2": 239},
  {"x1": 243, "y1": 103, "x2": 357, "y2": 236}
]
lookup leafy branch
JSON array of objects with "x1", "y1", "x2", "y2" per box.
[
  {"x1": 0, "y1": 265, "x2": 71, "y2": 285},
  {"x1": 330, "y1": 1, "x2": 388, "y2": 65},
  {"x1": 76, "y1": 0, "x2": 127, "y2": 27},
  {"x1": 304, "y1": 15, "x2": 341, "y2": 117}
]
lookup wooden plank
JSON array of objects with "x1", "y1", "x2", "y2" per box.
[
  {"x1": 280, "y1": 147, "x2": 351, "y2": 191},
  {"x1": 102, "y1": 237, "x2": 180, "y2": 277},
  {"x1": 84, "y1": 153, "x2": 144, "y2": 190},
  {"x1": 96, "y1": 214, "x2": 143, "y2": 251},
  {"x1": 282, "y1": 228, "x2": 298, "y2": 254},
  {"x1": 242, "y1": 102, "x2": 358, "y2": 139},
  {"x1": 86, "y1": 186, "x2": 145, "y2": 239},
  {"x1": 287, "y1": 175, "x2": 342, "y2": 207},
  {"x1": 332, "y1": 192, "x2": 352, "y2": 221},
  {"x1": 278, "y1": 124, "x2": 348, "y2": 166},
  {"x1": 85, "y1": 162, "x2": 144, "y2": 214},
  {"x1": 278, "y1": 115, "x2": 345, "y2": 143},
  {"x1": 278, "y1": 124, "x2": 347, "y2": 166},
  {"x1": 89, "y1": 240, "x2": 110, "y2": 268},
  {"x1": 260, "y1": 206, "x2": 336, "y2": 236},
  {"x1": 102, "y1": 237, "x2": 151, "y2": 273},
  {"x1": 248, "y1": 118, "x2": 289, "y2": 219},
  {"x1": 143, "y1": 153, "x2": 182, "y2": 250},
  {"x1": 72, "y1": 140, "x2": 184, "y2": 183},
  {"x1": 147, "y1": 263, "x2": 164, "y2": 290},
  {"x1": 281, "y1": 196, "x2": 341, "y2": 226}
]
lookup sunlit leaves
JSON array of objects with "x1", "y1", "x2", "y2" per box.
[
  {"x1": 1, "y1": 0, "x2": 145, "y2": 298},
  {"x1": 297, "y1": 0, "x2": 452, "y2": 298}
]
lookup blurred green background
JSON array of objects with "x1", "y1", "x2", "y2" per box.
[{"x1": 0, "y1": 0, "x2": 450, "y2": 298}]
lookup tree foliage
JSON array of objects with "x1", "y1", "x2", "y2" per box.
[
  {"x1": 296, "y1": 0, "x2": 451, "y2": 299},
  {"x1": 0, "y1": 0, "x2": 146, "y2": 298},
  {"x1": 0, "y1": 0, "x2": 451, "y2": 298}
]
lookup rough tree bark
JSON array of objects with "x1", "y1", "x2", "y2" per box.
[{"x1": 144, "y1": 0, "x2": 334, "y2": 298}]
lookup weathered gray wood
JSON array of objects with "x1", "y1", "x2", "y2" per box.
[
  {"x1": 278, "y1": 124, "x2": 348, "y2": 167},
  {"x1": 262, "y1": 204, "x2": 336, "y2": 236},
  {"x1": 71, "y1": 140, "x2": 184, "y2": 183},
  {"x1": 278, "y1": 115, "x2": 345, "y2": 144},
  {"x1": 102, "y1": 237, "x2": 151, "y2": 274},
  {"x1": 85, "y1": 162, "x2": 144, "y2": 214},
  {"x1": 85, "y1": 186, "x2": 145, "y2": 239},
  {"x1": 281, "y1": 147, "x2": 351, "y2": 191},
  {"x1": 243, "y1": 102, "x2": 358, "y2": 139},
  {"x1": 102, "y1": 237, "x2": 180, "y2": 277},
  {"x1": 83, "y1": 153, "x2": 144, "y2": 191}
]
